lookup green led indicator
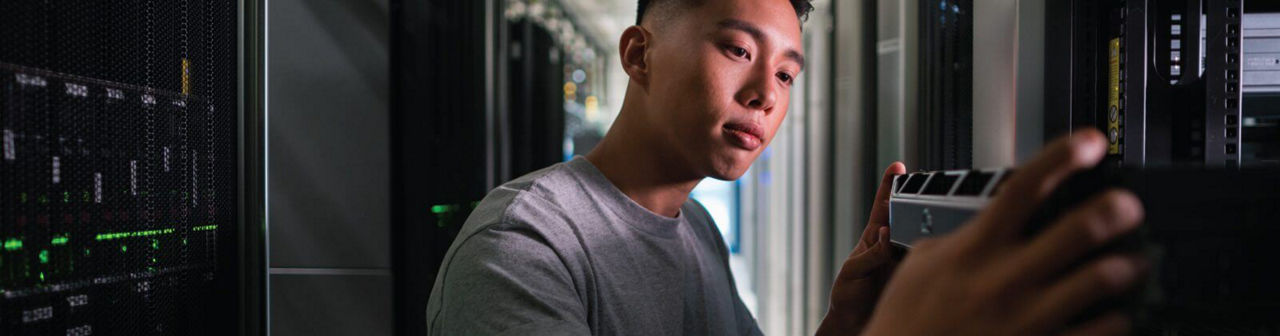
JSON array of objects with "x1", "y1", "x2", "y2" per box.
[
  {"x1": 83, "y1": 248, "x2": 91, "y2": 256},
  {"x1": 81, "y1": 190, "x2": 90, "y2": 202},
  {"x1": 192, "y1": 225, "x2": 218, "y2": 231},
  {"x1": 431, "y1": 202, "x2": 480, "y2": 214},
  {"x1": 431, "y1": 202, "x2": 479, "y2": 228},
  {"x1": 51, "y1": 236, "x2": 69, "y2": 246},
  {"x1": 182, "y1": 238, "x2": 188, "y2": 245},
  {"x1": 120, "y1": 245, "x2": 127, "y2": 253},
  {"x1": 431, "y1": 204, "x2": 455, "y2": 214},
  {"x1": 62, "y1": 191, "x2": 70, "y2": 203},
  {"x1": 38, "y1": 272, "x2": 45, "y2": 281},
  {"x1": 19, "y1": 192, "x2": 28, "y2": 203},
  {"x1": 95, "y1": 228, "x2": 176, "y2": 241},
  {"x1": 38, "y1": 194, "x2": 48, "y2": 204},
  {"x1": 3, "y1": 238, "x2": 21, "y2": 251},
  {"x1": 38, "y1": 250, "x2": 48, "y2": 264},
  {"x1": 151, "y1": 239, "x2": 159, "y2": 249}
]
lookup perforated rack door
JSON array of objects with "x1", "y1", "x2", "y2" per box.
[{"x1": 0, "y1": 0, "x2": 238, "y2": 335}]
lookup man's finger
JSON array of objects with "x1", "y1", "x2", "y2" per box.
[
  {"x1": 974, "y1": 129, "x2": 1106, "y2": 238},
  {"x1": 1004, "y1": 189, "x2": 1143, "y2": 284},
  {"x1": 862, "y1": 162, "x2": 906, "y2": 246},
  {"x1": 1022, "y1": 255, "x2": 1146, "y2": 332},
  {"x1": 841, "y1": 227, "x2": 892, "y2": 279}
]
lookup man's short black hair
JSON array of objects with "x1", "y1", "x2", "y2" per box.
[{"x1": 636, "y1": 0, "x2": 815, "y2": 25}]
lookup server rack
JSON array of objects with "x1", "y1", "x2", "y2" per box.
[
  {"x1": 390, "y1": 1, "x2": 495, "y2": 336},
  {"x1": 917, "y1": 0, "x2": 974, "y2": 171},
  {"x1": 507, "y1": 19, "x2": 568, "y2": 175},
  {"x1": 1044, "y1": 0, "x2": 1280, "y2": 169},
  {"x1": 0, "y1": 0, "x2": 266, "y2": 334}
]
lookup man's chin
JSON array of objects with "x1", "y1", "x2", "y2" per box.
[
  {"x1": 705, "y1": 158, "x2": 754, "y2": 181},
  {"x1": 706, "y1": 170, "x2": 746, "y2": 181}
]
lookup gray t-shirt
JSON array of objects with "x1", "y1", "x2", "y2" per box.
[{"x1": 426, "y1": 156, "x2": 761, "y2": 336}]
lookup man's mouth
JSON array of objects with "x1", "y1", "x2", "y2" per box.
[{"x1": 723, "y1": 122, "x2": 764, "y2": 151}]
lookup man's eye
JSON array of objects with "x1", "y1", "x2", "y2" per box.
[
  {"x1": 728, "y1": 46, "x2": 748, "y2": 58},
  {"x1": 778, "y1": 73, "x2": 793, "y2": 83}
]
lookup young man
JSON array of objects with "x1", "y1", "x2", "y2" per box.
[{"x1": 427, "y1": 0, "x2": 1147, "y2": 335}]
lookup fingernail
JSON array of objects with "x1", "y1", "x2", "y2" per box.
[
  {"x1": 1070, "y1": 131, "x2": 1106, "y2": 164},
  {"x1": 1074, "y1": 131, "x2": 1101, "y2": 148},
  {"x1": 1115, "y1": 190, "x2": 1145, "y2": 229}
]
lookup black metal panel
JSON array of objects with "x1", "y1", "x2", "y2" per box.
[
  {"x1": 507, "y1": 20, "x2": 567, "y2": 177},
  {"x1": 0, "y1": 0, "x2": 243, "y2": 334},
  {"x1": 1044, "y1": 0, "x2": 1108, "y2": 151},
  {"x1": 390, "y1": 1, "x2": 493, "y2": 335},
  {"x1": 1165, "y1": 0, "x2": 1207, "y2": 166},
  {"x1": 1143, "y1": 0, "x2": 1207, "y2": 166},
  {"x1": 918, "y1": 0, "x2": 973, "y2": 171},
  {"x1": 269, "y1": 274, "x2": 392, "y2": 336},
  {"x1": 1204, "y1": 0, "x2": 1245, "y2": 167},
  {"x1": 1122, "y1": 0, "x2": 1149, "y2": 167},
  {"x1": 1043, "y1": 0, "x2": 1077, "y2": 141}
]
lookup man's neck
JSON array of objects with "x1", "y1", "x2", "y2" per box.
[{"x1": 585, "y1": 110, "x2": 702, "y2": 218}]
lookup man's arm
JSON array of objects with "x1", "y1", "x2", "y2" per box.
[{"x1": 429, "y1": 223, "x2": 590, "y2": 336}]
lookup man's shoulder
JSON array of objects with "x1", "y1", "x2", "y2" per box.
[
  {"x1": 427, "y1": 163, "x2": 595, "y2": 335},
  {"x1": 456, "y1": 161, "x2": 587, "y2": 240},
  {"x1": 429, "y1": 161, "x2": 592, "y2": 305}
]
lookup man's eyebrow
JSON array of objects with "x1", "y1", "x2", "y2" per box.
[
  {"x1": 716, "y1": 19, "x2": 806, "y2": 70},
  {"x1": 786, "y1": 50, "x2": 806, "y2": 71},
  {"x1": 717, "y1": 19, "x2": 766, "y2": 40}
]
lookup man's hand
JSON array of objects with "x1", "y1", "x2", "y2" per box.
[
  {"x1": 862, "y1": 129, "x2": 1146, "y2": 335},
  {"x1": 817, "y1": 162, "x2": 906, "y2": 336}
]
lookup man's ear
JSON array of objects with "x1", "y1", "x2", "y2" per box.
[{"x1": 619, "y1": 25, "x2": 652, "y2": 88}]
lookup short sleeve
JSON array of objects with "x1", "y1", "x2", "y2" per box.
[{"x1": 428, "y1": 223, "x2": 590, "y2": 335}]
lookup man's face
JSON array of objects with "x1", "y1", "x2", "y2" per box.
[{"x1": 642, "y1": 0, "x2": 803, "y2": 180}]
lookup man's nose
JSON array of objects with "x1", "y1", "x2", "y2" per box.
[{"x1": 736, "y1": 68, "x2": 778, "y2": 113}]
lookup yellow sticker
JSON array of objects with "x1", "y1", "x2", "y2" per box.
[
  {"x1": 1107, "y1": 38, "x2": 1121, "y2": 155},
  {"x1": 181, "y1": 58, "x2": 190, "y2": 96}
]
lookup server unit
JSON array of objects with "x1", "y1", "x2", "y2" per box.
[
  {"x1": 1240, "y1": 13, "x2": 1280, "y2": 165},
  {"x1": 0, "y1": 0, "x2": 265, "y2": 335},
  {"x1": 1045, "y1": 0, "x2": 1280, "y2": 168}
]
